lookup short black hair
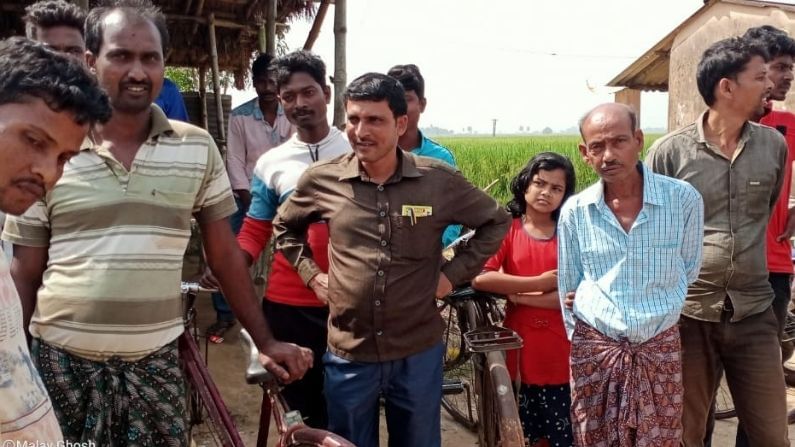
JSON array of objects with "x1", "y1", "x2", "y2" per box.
[
  {"x1": 743, "y1": 25, "x2": 795, "y2": 59},
  {"x1": 696, "y1": 36, "x2": 770, "y2": 106},
  {"x1": 271, "y1": 50, "x2": 327, "y2": 89},
  {"x1": 24, "y1": 0, "x2": 86, "y2": 39},
  {"x1": 387, "y1": 64, "x2": 425, "y2": 99},
  {"x1": 251, "y1": 53, "x2": 273, "y2": 81},
  {"x1": 507, "y1": 152, "x2": 576, "y2": 221},
  {"x1": 342, "y1": 72, "x2": 407, "y2": 117},
  {"x1": 0, "y1": 37, "x2": 111, "y2": 126},
  {"x1": 85, "y1": 0, "x2": 169, "y2": 55}
]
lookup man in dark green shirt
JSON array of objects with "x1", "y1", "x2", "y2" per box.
[{"x1": 646, "y1": 36, "x2": 788, "y2": 447}]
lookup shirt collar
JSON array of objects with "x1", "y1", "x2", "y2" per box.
[
  {"x1": 579, "y1": 163, "x2": 663, "y2": 207},
  {"x1": 696, "y1": 109, "x2": 754, "y2": 146},
  {"x1": 81, "y1": 104, "x2": 174, "y2": 152},
  {"x1": 338, "y1": 148, "x2": 424, "y2": 182},
  {"x1": 252, "y1": 100, "x2": 284, "y2": 122}
]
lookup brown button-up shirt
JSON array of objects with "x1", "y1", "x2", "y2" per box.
[
  {"x1": 273, "y1": 149, "x2": 510, "y2": 362},
  {"x1": 645, "y1": 110, "x2": 787, "y2": 322}
]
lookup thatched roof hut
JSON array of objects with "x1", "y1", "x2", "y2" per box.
[{"x1": 0, "y1": 0, "x2": 316, "y2": 87}]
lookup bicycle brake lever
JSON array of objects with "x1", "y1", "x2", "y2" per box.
[{"x1": 239, "y1": 329, "x2": 275, "y2": 385}]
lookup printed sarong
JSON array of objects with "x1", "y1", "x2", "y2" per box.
[
  {"x1": 31, "y1": 339, "x2": 188, "y2": 446},
  {"x1": 570, "y1": 321, "x2": 683, "y2": 447}
]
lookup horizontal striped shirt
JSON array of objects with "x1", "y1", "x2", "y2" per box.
[
  {"x1": 557, "y1": 164, "x2": 704, "y2": 343},
  {"x1": 2, "y1": 105, "x2": 236, "y2": 361}
]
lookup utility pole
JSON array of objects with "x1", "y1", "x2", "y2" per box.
[{"x1": 492, "y1": 119, "x2": 498, "y2": 137}]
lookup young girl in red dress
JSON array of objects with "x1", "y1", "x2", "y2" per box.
[{"x1": 472, "y1": 152, "x2": 576, "y2": 447}]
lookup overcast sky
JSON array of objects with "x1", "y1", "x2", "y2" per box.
[{"x1": 228, "y1": 0, "x2": 794, "y2": 134}]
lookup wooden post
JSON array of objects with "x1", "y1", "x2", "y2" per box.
[
  {"x1": 266, "y1": 0, "x2": 277, "y2": 55},
  {"x1": 190, "y1": 0, "x2": 206, "y2": 37},
  {"x1": 198, "y1": 69, "x2": 208, "y2": 131},
  {"x1": 258, "y1": 24, "x2": 267, "y2": 53},
  {"x1": 303, "y1": 0, "x2": 330, "y2": 51},
  {"x1": 208, "y1": 14, "x2": 226, "y2": 144},
  {"x1": 614, "y1": 88, "x2": 642, "y2": 129},
  {"x1": 333, "y1": 0, "x2": 347, "y2": 129}
]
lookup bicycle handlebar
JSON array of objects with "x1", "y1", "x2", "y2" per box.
[
  {"x1": 180, "y1": 281, "x2": 218, "y2": 295},
  {"x1": 446, "y1": 285, "x2": 506, "y2": 301}
]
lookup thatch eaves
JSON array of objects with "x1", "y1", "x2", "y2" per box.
[{"x1": 0, "y1": 0, "x2": 316, "y2": 86}]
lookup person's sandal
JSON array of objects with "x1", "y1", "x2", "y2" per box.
[{"x1": 206, "y1": 320, "x2": 236, "y2": 344}]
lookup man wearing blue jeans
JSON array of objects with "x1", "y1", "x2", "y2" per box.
[{"x1": 273, "y1": 73, "x2": 510, "y2": 446}]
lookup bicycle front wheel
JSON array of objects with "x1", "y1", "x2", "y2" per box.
[
  {"x1": 440, "y1": 299, "x2": 478, "y2": 430},
  {"x1": 476, "y1": 350, "x2": 524, "y2": 447}
]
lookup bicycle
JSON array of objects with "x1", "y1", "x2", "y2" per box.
[
  {"x1": 180, "y1": 282, "x2": 354, "y2": 447},
  {"x1": 439, "y1": 285, "x2": 525, "y2": 447},
  {"x1": 239, "y1": 329, "x2": 355, "y2": 447}
]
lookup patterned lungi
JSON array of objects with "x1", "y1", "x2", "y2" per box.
[
  {"x1": 31, "y1": 339, "x2": 188, "y2": 446},
  {"x1": 569, "y1": 321, "x2": 683, "y2": 447}
]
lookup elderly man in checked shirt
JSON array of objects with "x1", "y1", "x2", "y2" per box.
[{"x1": 558, "y1": 103, "x2": 704, "y2": 447}]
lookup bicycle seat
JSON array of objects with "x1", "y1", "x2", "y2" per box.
[{"x1": 239, "y1": 329, "x2": 275, "y2": 385}]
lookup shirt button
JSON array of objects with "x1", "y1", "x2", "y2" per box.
[
  {"x1": 377, "y1": 270, "x2": 385, "y2": 277},
  {"x1": 376, "y1": 330, "x2": 383, "y2": 336},
  {"x1": 380, "y1": 240, "x2": 388, "y2": 247},
  {"x1": 377, "y1": 185, "x2": 384, "y2": 191},
  {"x1": 375, "y1": 300, "x2": 381, "y2": 306},
  {"x1": 379, "y1": 211, "x2": 386, "y2": 217}
]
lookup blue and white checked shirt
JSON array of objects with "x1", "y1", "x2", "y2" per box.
[{"x1": 557, "y1": 164, "x2": 704, "y2": 343}]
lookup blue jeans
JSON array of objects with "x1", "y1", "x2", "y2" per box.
[
  {"x1": 211, "y1": 196, "x2": 245, "y2": 321},
  {"x1": 324, "y1": 343, "x2": 444, "y2": 447}
]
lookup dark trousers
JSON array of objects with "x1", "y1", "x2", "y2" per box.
[
  {"x1": 324, "y1": 343, "x2": 444, "y2": 447},
  {"x1": 734, "y1": 273, "x2": 791, "y2": 447},
  {"x1": 681, "y1": 306, "x2": 788, "y2": 447},
  {"x1": 262, "y1": 299, "x2": 329, "y2": 429}
]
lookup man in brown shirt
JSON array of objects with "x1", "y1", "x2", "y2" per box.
[
  {"x1": 646, "y1": 36, "x2": 788, "y2": 446},
  {"x1": 273, "y1": 72, "x2": 510, "y2": 447}
]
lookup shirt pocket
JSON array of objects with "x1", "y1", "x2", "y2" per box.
[
  {"x1": 744, "y1": 179, "x2": 772, "y2": 218},
  {"x1": 389, "y1": 214, "x2": 438, "y2": 260},
  {"x1": 646, "y1": 239, "x2": 682, "y2": 288},
  {"x1": 150, "y1": 189, "x2": 196, "y2": 230}
]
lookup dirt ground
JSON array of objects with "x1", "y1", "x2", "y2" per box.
[{"x1": 188, "y1": 291, "x2": 795, "y2": 446}]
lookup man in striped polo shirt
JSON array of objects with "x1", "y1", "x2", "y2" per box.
[{"x1": 2, "y1": 2, "x2": 311, "y2": 445}]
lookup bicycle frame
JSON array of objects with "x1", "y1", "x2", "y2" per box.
[{"x1": 180, "y1": 282, "x2": 245, "y2": 447}]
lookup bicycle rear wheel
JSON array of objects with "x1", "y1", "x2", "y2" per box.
[
  {"x1": 440, "y1": 300, "x2": 478, "y2": 430},
  {"x1": 475, "y1": 350, "x2": 524, "y2": 447}
]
